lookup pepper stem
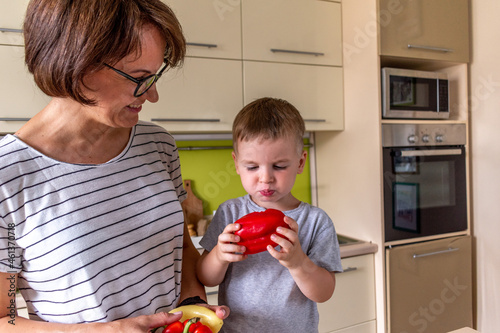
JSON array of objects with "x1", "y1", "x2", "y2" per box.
[{"x1": 183, "y1": 317, "x2": 201, "y2": 333}]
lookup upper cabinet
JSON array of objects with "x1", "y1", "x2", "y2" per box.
[
  {"x1": 242, "y1": 0, "x2": 342, "y2": 66},
  {"x1": 0, "y1": 45, "x2": 51, "y2": 133},
  {"x1": 379, "y1": 0, "x2": 470, "y2": 63},
  {"x1": 164, "y1": 0, "x2": 241, "y2": 60},
  {"x1": 0, "y1": 0, "x2": 29, "y2": 46}
]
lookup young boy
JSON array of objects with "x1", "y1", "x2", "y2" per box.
[{"x1": 197, "y1": 97, "x2": 342, "y2": 332}]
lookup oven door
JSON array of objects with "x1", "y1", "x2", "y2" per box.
[{"x1": 383, "y1": 146, "x2": 467, "y2": 242}]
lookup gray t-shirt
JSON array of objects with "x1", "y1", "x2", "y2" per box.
[{"x1": 200, "y1": 195, "x2": 342, "y2": 333}]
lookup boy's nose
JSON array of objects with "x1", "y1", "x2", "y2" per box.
[{"x1": 259, "y1": 168, "x2": 274, "y2": 183}]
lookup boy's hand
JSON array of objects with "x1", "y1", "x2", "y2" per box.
[
  {"x1": 267, "y1": 216, "x2": 307, "y2": 269},
  {"x1": 215, "y1": 223, "x2": 248, "y2": 263}
]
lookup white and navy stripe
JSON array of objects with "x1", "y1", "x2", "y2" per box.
[{"x1": 0, "y1": 121, "x2": 186, "y2": 323}]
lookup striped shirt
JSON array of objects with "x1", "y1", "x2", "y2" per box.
[{"x1": 0, "y1": 121, "x2": 187, "y2": 323}]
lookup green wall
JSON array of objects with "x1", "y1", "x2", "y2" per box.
[{"x1": 177, "y1": 140, "x2": 312, "y2": 215}]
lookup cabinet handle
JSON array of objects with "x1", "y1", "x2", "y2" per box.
[
  {"x1": 0, "y1": 28, "x2": 23, "y2": 34},
  {"x1": 187, "y1": 42, "x2": 218, "y2": 49},
  {"x1": 304, "y1": 119, "x2": 327, "y2": 123},
  {"x1": 413, "y1": 247, "x2": 459, "y2": 259},
  {"x1": 151, "y1": 118, "x2": 221, "y2": 123},
  {"x1": 0, "y1": 117, "x2": 30, "y2": 121},
  {"x1": 339, "y1": 266, "x2": 358, "y2": 274},
  {"x1": 270, "y1": 48, "x2": 325, "y2": 57},
  {"x1": 206, "y1": 290, "x2": 218, "y2": 296},
  {"x1": 407, "y1": 44, "x2": 454, "y2": 53}
]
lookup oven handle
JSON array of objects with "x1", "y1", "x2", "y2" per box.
[{"x1": 401, "y1": 149, "x2": 462, "y2": 157}]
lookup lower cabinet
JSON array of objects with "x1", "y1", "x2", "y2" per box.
[
  {"x1": 204, "y1": 253, "x2": 376, "y2": 332},
  {"x1": 318, "y1": 254, "x2": 376, "y2": 333},
  {"x1": 385, "y1": 235, "x2": 473, "y2": 333}
]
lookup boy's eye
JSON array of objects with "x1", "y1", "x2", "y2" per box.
[
  {"x1": 274, "y1": 165, "x2": 287, "y2": 170},
  {"x1": 246, "y1": 166, "x2": 258, "y2": 171}
]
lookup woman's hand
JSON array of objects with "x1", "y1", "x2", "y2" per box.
[
  {"x1": 198, "y1": 303, "x2": 230, "y2": 321},
  {"x1": 104, "y1": 312, "x2": 183, "y2": 333}
]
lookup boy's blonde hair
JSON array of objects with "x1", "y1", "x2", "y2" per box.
[{"x1": 232, "y1": 97, "x2": 305, "y2": 155}]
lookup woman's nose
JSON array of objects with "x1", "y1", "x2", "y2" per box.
[{"x1": 145, "y1": 84, "x2": 160, "y2": 103}]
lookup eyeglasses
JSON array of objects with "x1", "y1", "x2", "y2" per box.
[{"x1": 104, "y1": 62, "x2": 168, "y2": 97}]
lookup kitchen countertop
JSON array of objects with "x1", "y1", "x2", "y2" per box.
[
  {"x1": 192, "y1": 234, "x2": 378, "y2": 258},
  {"x1": 338, "y1": 234, "x2": 378, "y2": 258}
]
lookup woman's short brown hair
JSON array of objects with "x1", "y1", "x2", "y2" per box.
[
  {"x1": 232, "y1": 97, "x2": 305, "y2": 155},
  {"x1": 23, "y1": 0, "x2": 186, "y2": 105}
]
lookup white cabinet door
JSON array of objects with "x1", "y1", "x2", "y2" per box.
[
  {"x1": 0, "y1": 45, "x2": 50, "y2": 133},
  {"x1": 164, "y1": 0, "x2": 241, "y2": 60},
  {"x1": 244, "y1": 61, "x2": 344, "y2": 131},
  {"x1": 0, "y1": 0, "x2": 29, "y2": 46},
  {"x1": 318, "y1": 255, "x2": 376, "y2": 333},
  {"x1": 326, "y1": 320, "x2": 376, "y2": 333},
  {"x1": 242, "y1": 0, "x2": 342, "y2": 66},
  {"x1": 140, "y1": 57, "x2": 242, "y2": 132}
]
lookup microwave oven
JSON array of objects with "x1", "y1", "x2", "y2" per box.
[{"x1": 382, "y1": 68, "x2": 449, "y2": 119}]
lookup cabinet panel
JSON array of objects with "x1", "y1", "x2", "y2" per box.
[
  {"x1": 318, "y1": 255, "x2": 376, "y2": 333},
  {"x1": 242, "y1": 0, "x2": 342, "y2": 66},
  {"x1": 327, "y1": 320, "x2": 376, "y2": 333},
  {"x1": 0, "y1": 0, "x2": 29, "y2": 46},
  {"x1": 140, "y1": 57, "x2": 242, "y2": 133},
  {"x1": 386, "y1": 236, "x2": 473, "y2": 333},
  {"x1": 379, "y1": 0, "x2": 470, "y2": 62},
  {"x1": 0, "y1": 45, "x2": 50, "y2": 133},
  {"x1": 243, "y1": 61, "x2": 344, "y2": 131},
  {"x1": 164, "y1": 0, "x2": 241, "y2": 59}
]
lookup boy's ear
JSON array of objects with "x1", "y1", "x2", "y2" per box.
[
  {"x1": 232, "y1": 151, "x2": 240, "y2": 174},
  {"x1": 297, "y1": 150, "x2": 307, "y2": 174}
]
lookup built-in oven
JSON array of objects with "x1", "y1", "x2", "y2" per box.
[{"x1": 382, "y1": 123, "x2": 467, "y2": 243}]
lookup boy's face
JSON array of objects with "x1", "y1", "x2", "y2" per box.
[{"x1": 232, "y1": 136, "x2": 307, "y2": 211}]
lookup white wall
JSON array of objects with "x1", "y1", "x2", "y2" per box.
[{"x1": 470, "y1": 1, "x2": 500, "y2": 332}]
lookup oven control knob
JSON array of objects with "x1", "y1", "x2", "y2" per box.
[
  {"x1": 422, "y1": 134, "x2": 430, "y2": 143},
  {"x1": 407, "y1": 135, "x2": 418, "y2": 144},
  {"x1": 435, "y1": 134, "x2": 444, "y2": 143}
]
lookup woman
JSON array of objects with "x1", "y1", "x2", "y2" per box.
[{"x1": 0, "y1": 0, "x2": 228, "y2": 331}]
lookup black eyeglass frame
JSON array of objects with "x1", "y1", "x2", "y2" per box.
[{"x1": 104, "y1": 62, "x2": 168, "y2": 97}]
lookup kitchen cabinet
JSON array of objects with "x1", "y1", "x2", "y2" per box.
[
  {"x1": 379, "y1": 0, "x2": 470, "y2": 62},
  {"x1": 318, "y1": 254, "x2": 376, "y2": 333},
  {"x1": 163, "y1": 0, "x2": 241, "y2": 60},
  {"x1": 0, "y1": 45, "x2": 50, "y2": 133},
  {"x1": 139, "y1": 56, "x2": 243, "y2": 133},
  {"x1": 152, "y1": 0, "x2": 344, "y2": 132},
  {"x1": 386, "y1": 235, "x2": 473, "y2": 333},
  {"x1": 241, "y1": 0, "x2": 342, "y2": 66},
  {"x1": 243, "y1": 61, "x2": 344, "y2": 131},
  {"x1": 0, "y1": 0, "x2": 28, "y2": 46}
]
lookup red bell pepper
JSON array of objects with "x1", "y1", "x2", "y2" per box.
[
  {"x1": 162, "y1": 318, "x2": 213, "y2": 333},
  {"x1": 234, "y1": 209, "x2": 288, "y2": 254},
  {"x1": 162, "y1": 320, "x2": 184, "y2": 333}
]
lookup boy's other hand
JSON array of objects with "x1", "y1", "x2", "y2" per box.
[{"x1": 267, "y1": 216, "x2": 306, "y2": 269}]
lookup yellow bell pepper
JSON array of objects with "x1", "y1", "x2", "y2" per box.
[{"x1": 168, "y1": 305, "x2": 223, "y2": 333}]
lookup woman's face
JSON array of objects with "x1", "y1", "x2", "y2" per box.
[{"x1": 83, "y1": 25, "x2": 167, "y2": 129}]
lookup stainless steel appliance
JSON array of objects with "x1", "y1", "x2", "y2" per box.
[
  {"x1": 382, "y1": 123, "x2": 467, "y2": 243},
  {"x1": 382, "y1": 68, "x2": 449, "y2": 119}
]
